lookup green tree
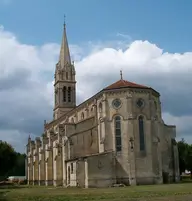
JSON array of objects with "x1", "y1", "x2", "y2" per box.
[
  {"x1": 186, "y1": 144, "x2": 192, "y2": 179},
  {"x1": 177, "y1": 139, "x2": 188, "y2": 175},
  {"x1": 10, "y1": 153, "x2": 26, "y2": 176},
  {"x1": 0, "y1": 140, "x2": 17, "y2": 180}
]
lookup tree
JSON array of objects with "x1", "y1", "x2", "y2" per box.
[
  {"x1": 10, "y1": 153, "x2": 26, "y2": 176},
  {"x1": 0, "y1": 141, "x2": 17, "y2": 180},
  {"x1": 186, "y1": 144, "x2": 192, "y2": 179},
  {"x1": 177, "y1": 139, "x2": 192, "y2": 179},
  {"x1": 177, "y1": 139, "x2": 188, "y2": 175}
]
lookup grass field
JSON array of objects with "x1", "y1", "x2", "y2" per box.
[{"x1": 0, "y1": 183, "x2": 192, "y2": 201}]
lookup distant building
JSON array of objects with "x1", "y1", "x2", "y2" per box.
[
  {"x1": 26, "y1": 22, "x2": 180, "y2": 187},
  {"x1": 8, "y1": 176, "x2": 26, "y2": 181}
]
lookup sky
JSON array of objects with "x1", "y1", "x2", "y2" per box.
[{"x1": 0, "y1": 0, "x2": 192, "y2": 153}]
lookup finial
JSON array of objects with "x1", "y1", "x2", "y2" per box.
[
  {"x1": 120, "y1": 70, "x2": 123, "y2": 80},
  {"x1": 28, "y1": 134, "x2": 31, "y2": 142},
  {"x1": 64, "y1": 14, "x2": 66, "y2": 28}
]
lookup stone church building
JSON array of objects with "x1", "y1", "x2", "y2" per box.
[{"x1": 26, "y1": 23, "x2": 180, "y2": 187}]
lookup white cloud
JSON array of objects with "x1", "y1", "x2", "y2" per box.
[
  {"x1": 116, "y1": 32, "x2": 132, "y2": 40},
  {"x1": 0, "y1": 25, "x2": 192, "y2": 152}
]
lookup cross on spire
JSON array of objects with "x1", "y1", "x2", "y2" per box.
[
  {"x1": 28, "y1": 134, "x2": 31, "y2": 142},
  {"x1": 120, "y1": 70, "x2": 123, "y2": 80},
  {"x1": 64, "y1": 14, "x2": 66, "y2": 28}
]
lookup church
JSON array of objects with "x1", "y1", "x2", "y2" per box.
[{"x1": 26, "y1": 23, "x2": 180, "y2": 187}]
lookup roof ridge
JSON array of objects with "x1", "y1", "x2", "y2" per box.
[{"x1": 104, "y1": 78, "x2": 149, "y2": 90}]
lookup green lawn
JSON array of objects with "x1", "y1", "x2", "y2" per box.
[{"x1": 0, "y1": 183, "x2": 192, "y2": 201}]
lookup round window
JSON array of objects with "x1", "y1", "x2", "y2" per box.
[
  {"x1": 112, "y1": 99, "x2": 122, "y2": 109},
  {"x1": 136, "y1": 98, "x2": 145, "y2": 108}
]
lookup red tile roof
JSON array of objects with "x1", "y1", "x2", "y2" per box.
[{"x1": 104, "y1": 79, "x2": 149, "y2": 90}]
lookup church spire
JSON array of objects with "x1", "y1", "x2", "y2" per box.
[
  {"x1": 59, "y1": 18, "x2": 71, "y2": 68},
  {"x1": 54, "y1": 19, "x2": 76, "y2": 120}
]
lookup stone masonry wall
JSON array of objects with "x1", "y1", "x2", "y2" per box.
[{"x1": 87, "y1": 152, "x2": 115, "y2": 188}]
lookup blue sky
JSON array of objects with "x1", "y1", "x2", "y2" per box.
[
  {"x1": 1, "y1": 0, "x2": 192, "y2": 152},
  {"x1": 1, "y1": 0, "x2": 192, "y2": 52}
]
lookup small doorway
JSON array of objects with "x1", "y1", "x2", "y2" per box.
[{"x1": 162, "y1": 171, "x2": 169, "y2": 184}]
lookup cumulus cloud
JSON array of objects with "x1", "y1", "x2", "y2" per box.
[{"x1": 0, "y1": 25, "x2": 192, "y2": 152}]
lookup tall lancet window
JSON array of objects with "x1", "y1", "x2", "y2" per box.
[
  {"x1": 63, "y1": 86, "x2": 66, "y2": 102},
  {"x1": 138, "y1": 116, "x2": 145, "y2": 151},
  {"x1": 68, "y1": 87, "x2": 71, "y2": 102},
  {"x1": 115, "y1": 116, "x2": 122, "y2": 152}
]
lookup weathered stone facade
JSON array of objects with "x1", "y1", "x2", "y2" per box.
[{"x1": 26, "y1": 23, "x2": 180, "y2": 187}]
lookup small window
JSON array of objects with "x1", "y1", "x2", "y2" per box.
[
  {"x1": 81, "y1": 112, "x2": 84, "y2": 120},
  {"x1": 71, "y1": 118, "x2": 74, "y2": 123}
]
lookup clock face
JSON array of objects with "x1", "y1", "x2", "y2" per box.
[
  {"x1": 112, "y1": 99, "x2": 122, "y2": 109},
  {"x1": 136, "y1": 98, "x2": 144, "y2": 108}
]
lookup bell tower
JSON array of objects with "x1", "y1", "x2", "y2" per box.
[{"x1": 53, "y1": 22, "x2": 76, "y2": 120}]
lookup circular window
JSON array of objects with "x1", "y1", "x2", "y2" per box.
[
  {"x1": 112, "y1": 99, "x2": 122, "y2": 109},
  {"x1": 136, "y1": 98, "x2": 145, "y2": 108}
]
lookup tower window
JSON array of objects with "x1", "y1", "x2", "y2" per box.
[
  {"x1": 138, "y1": 116, "x2": 145, "y2": 151},
  {"x1": 68, "y1": 87, "x2": 71, "y2": 102},
  {"x1": 63, "y1": 86, "x2": 66, "y2": 102},
  {"x1": 66, "y1": 72, "x2": 68, "y2": 80},
  {"x1": 115, "y1": 116, "x2": 122, "y2": 152}
]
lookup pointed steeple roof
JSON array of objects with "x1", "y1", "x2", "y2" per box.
[{"x1": 59, "y1": 23, "x2": 71, "y2": 68}]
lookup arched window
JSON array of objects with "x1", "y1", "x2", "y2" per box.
[
  {"x1": 115, "y1": 116, "x2": 122, "y2": 152},
  {"x1": 81, "y1": 112, "x2": 84, "y2": 120},
  {"x1": 68, "y1": 87, "x2": 71, "y2": 102},
  {"x1": 138, "y1": 116, "x2": 145, "y2": 151},
  {"x1": 63, "y1": 87, "x2": 66, "y2": 102},
  {"x1": 91, "y1": 106, "x2": 94, "y2": 113},
  {"x1": 71, "y1": 118, "x2": 74, "y2": 123}
]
